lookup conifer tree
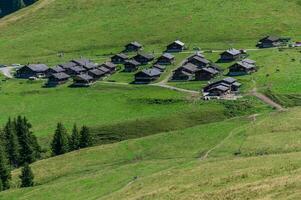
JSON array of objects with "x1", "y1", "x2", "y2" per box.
[
  {"x1": 3, "y1": 118, "x2": 19, "y2": 167},
  {"x1": 51, "y1": 123, "x2": 69, "y2": 156},
  {"x1": 0, "y1": 147, "x2": 11, "y2": 190},
  {"x1": 20, "y1": 163, "x2": 34, "y2": 187},
  {"x1": 0, "y1": 178, "x2": 3, "y2": 192},
  {"x1": 15, "y1": 116, "x2": 39, "y2": 165},
  {"x1": 23, "y1": 0, "x2": 37, "y2": 6},
  {"x1": 69, "y1": 124, "x2": 80, "y2": 151},
  {"x1": 79, "y1": 126, "x2": 92, "y2": 148}
]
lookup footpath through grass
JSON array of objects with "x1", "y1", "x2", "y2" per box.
[{"x1": 1, "y1": 108, "x2": 301, "y2": 199}]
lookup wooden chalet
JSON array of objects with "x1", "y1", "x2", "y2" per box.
[
  {"x1": 98, "y1": 66, "x2": 111, "y2": 75},
  {"x1": 257, "y1": 36, "x2": 281, "y2": 48},
  {"x1": 124, "y1": 41, "x2": 143, "y2": 52},
  {"x1": 59, "y1": 61, "x2": 78, "y2": 69},
  {"x1": 72, "y1": 74, "x2": 95, "y2": 87},
  {"x1": 111, "y1": 53, "x2": 129, "y2": 64},
  {"x1": 156, "y1": 53, "x2": 175, "y2": 65},
  {"x1": 46, "y1": 72, "x2": 70, "y2": 86},
  {"x1": 166, "y1": 40, "x2": 185, "y2": 52},
  {"x1": 203, "y1": 77, "x2": 241, "y2": 96},
  {"x1": 195, "y1": 67, "x2": 219, "y2": 81},
  {"x1": 228, "y1": 61, "x2": 256, "y2": 76},
  {"x1": 16, "y1": 64, "x2": 49, "y2": 79},
  {"x1": 242, "y1": 59, "x2": 256, "y2": 66},
  {"x1": 47, "y1": 66, "x2": 65, "y2": 77},
  {"x1": 133, "y1": 53, "x2": 155, "y2": 65},
  {"x1": 135, "y1": 68, "x2": 162, "y2": 83},
  {"x1": 88, "y1": 69, "x2": 106, "y2": 80},
  {"x1": 186, "y1": 56, "x2": 210, "y2": 68},
  {"x1": 172, "y1": 63, "x2": 199, "y2": 80},
  {"x1": 124, "y1": 60, "x2": 140, "y2": 72},
  {"x1": 206, "y1": 85, "x2": 231, "y2": 97},
  {"x1": 220, "y1": 49, "x2": 245, "y2": 61},
  {"x1": 71, "y1": 58, "x2": 97, "y2": 70},
  {"x1": 99, "y1": 62, "x2": 117, "y2": 74},
  {"x1": 153, "y1": 64, "x2": 166, "y2": 72},
  {"x1": 187, "y1": 52, "x2": 205, "y2": 60},
  {"x1": 66, "y1": 66, "x2": 86, "y2": 76}
]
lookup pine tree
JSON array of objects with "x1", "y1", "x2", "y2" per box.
[
  {"x1": 0, "y1": 147, "x2": 11, "y2": 190},
  {"x1": 23, "y1": 0, "x2": 37, "y2": 6},
  {"x1": 15, "y1": 116, "x2": 40, "y2": 165},
  {"x1": 3, "y1": 118, "x2": 20, "y2": 167},
  {"x1": 0, "y1": 0, "x2": 23, "y2": 17},
  {"x1": 51, "y1": 123, "x2": 69, "y2": 156},
  {"x1": 0, "y1": 178, "x2": 3, "y2": 192},
  {"x1": 19, "y1": 163, "x2": 34, "y2": 187},
  {"x1": 79, "y1": 126, "x2": 92, "y2": 148},
  {"x1": 69, "y1": 124, "x2": 80, "y2": 151}
]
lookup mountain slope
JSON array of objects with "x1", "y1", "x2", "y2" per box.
[
  {"x1": 1, "y1": 108, "x2": 301, "y2": 199},
  {"x1": 1, "y1": 0, "x2": 301, "y2": 64}
]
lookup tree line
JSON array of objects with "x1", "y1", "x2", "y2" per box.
[
  {"x1": 0, "y1": 0, "x2": 38, "y2": 17},
  {"x1": 0, "y1": 116, "x2": 93, "y2": 192}
]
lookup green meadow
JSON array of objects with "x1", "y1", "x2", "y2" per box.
[
  {"x1": 1, "y1": 108, "x2": 301, "y2": 199},
  {"x1": 2, "y1": 0, "x2": 301, "y2": 64},
  {"x1": 0, "y1": 0, "x2": 301, "y2": 199}
]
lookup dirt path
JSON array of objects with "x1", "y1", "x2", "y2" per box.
[{"x1": 251, "y1": 88, "x2": 285, "y2": 111}]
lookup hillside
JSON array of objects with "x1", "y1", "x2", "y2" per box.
[
  {"x1": 1, "y1": 108, "x2": 301, "y2": 199},
  {"x1": 1, "y1": 0, "x2": 301, "y2": 199},
  {"x1": 1, "y1": 0, "x2": 301, "y2": 64}
]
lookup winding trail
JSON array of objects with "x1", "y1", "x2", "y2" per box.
[{"x1": 251, "y1": 87, "x2": 285, "y2": 111}]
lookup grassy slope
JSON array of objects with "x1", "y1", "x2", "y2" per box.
[
  {"x1": 169, "y1": 48, "x2": 301, "y2": 106},
  {"x1": 1, "y1": 108, "x2": 301, "y2": 199},
  {"x1": 0, "y1": 78, "x2": 220, "y2": 135},
  {"x1": 1, "y1": 0, "x2": 301, "y2": 64}
]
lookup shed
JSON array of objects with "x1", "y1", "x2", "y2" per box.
[
  {"x1": 124, "y1": 60, "x2": 140, "y2": 72},
  {"x1": 156, "y1": 53, "x2": 175, "y2": 65},
  {"x1": 220, "y1": 49, "x2": 243, "y2": 61},
  {"x1": 133, "y1": 53, "x2": 155, "y2": 65},
  {"x1": 228, "y1": 61, "x2": 256, "y2": 76},
  {"x1": 46, "y1": 72, "x2": 70, "y2": 86},
  {"x1": 73, "y1": 74, "x2": 95, "y2": 87},
  {"x1": 166, "y1": 40, "x2": 185, "y2": 52},
  {"x1": 124, "y1": 41, "x2": 143, "y2": 52},
  {"x1": 187, "y1": 56, "x2": 210, "y2": 68},
  {"x1": 135, "y1": 68, "x2": 162, "y2": 83},
  {"x1": 16, "y1": 64, "x2": 49, "y2": 79},
  {"x1": 195, "y1": 67, "x2": 219, "y2": 81},
  {"x1": 153, "y1": 64, "x2": 166, "y2": 72},
  {"x1": 99, "y1": 62, "x2": 117, "y2": 74},
  {"x1": 111, "y1": 53, "x2": 129, "y2": 64},
  {"x1": 88, "y1": 69, "x2": 106, "y2": 80}
]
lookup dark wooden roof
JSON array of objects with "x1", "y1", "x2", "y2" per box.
[
  {"x1": 24, "y1": 64, "x2": 49, "y2": 72},
  {"x1": 51, "y1": 72, "x2": 70, "y2": 80},
  {"x1": 160, "y1": 53, "x2": 175, "y2": 60},
  {"x1": 50, "y1": 66, "x2": 65, "y2": 73},
  {"x1": 59, "y1": 62, "x2": 78, "y2": 69},
  {"x1": 136, "y1": 68, "x2": 161, "y2": 77},
  {"x1": 126, "y1": 41, "x2": 142, "y2": 48},
  {"x1": 112, "y1": 53, "x2": 128, "y2": 59},
  {"x1": 125, "y1": 59, "x2": 140, "y2": 66},
  {"x1": 89, "y1": 69, "x2": 105, "y2": 76},
  {"x1": 74, "y1": 74, "x2": 93, "y2": 81},
  {"x1": 221, "y1": 49, "x2": 241, "y2": 56}
]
